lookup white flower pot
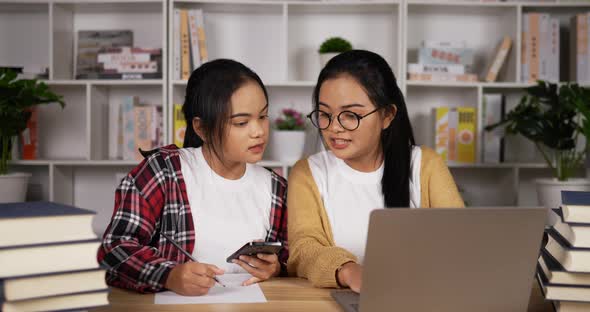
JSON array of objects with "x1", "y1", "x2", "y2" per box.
[
  {"x1": 0, "y1": 172, "x2": 31, "y2": 203},
  {"x1": 535, "y1": 178, "x2": 590, "y2": 225},
  {"x1": 268, "y1": 130, "x2": 306, "y2": 163},
  {"x1": 319, "y1": 52, "x2": 339, "y2": 68}
]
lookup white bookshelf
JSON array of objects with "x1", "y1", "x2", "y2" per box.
[{"x1": 3, "y1": 0, "x2": 588, "y2": 235}]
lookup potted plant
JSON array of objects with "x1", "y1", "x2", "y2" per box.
[
  {"x1": 486, "y1": 81, "x2": 590, "y2": 210},
  {"x1": 318, "y1": 37, "x2": 353, "y2": 68},
  {"x1": 0, "y1": 69, "x2": 64, "y2": 203},
  {"x1": 268, "y1": 108, "x2": 306, "y2": 162}
]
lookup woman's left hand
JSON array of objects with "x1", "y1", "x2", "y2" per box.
[{"x1": 232, "y1": 253, "x2": 281, "y2": 286}]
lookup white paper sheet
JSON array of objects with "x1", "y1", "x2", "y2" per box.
[{"x1": 154, "y1": 274, "x2": 267, "y2": 304}]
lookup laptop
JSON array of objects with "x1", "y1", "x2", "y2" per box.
[{"x1": 331, "y1": 207, "x2": 547, "y2": 312}]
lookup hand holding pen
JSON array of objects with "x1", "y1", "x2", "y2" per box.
[{"x1": 161, "y1": 232, "x2": 226, "y2": 296}]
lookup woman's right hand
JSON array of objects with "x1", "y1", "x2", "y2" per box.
[
  {"x1": 337, "y1": 262, "x2": 363, "y2": 293},
  {"x1": 165, "y1": 262, "x2": 224, "y2": 296}
]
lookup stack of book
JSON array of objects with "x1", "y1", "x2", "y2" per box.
[
  {"x1": 408, "y1": 40, "x2": 477, "y2": 82},
  {"x1": 174, "y1": 8, "x2": 209, "y2": 80},
  {"x1": 521, "y1": 13, "x2": 560, "y2": 83},
  {"x1": 0, "y1": 202, "x2": 107, "y2": 311},
  {"x1": 75, "y1": 30, "x2": 162, "y2": 80},
  {"x1": 108, "y1": 96, "x2": 164, "y2": 161},
  {"x1": 433, "y1": 106, "x2": 476, "y2": 164},
  {"x1": 537, "y1": 191, "x2": 590, "y2": 312}
]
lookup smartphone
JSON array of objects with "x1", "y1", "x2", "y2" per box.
[{"x1": 226, "y1": 241, "x2": 283, "y2": 263}]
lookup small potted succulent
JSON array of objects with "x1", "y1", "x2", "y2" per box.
[
  {"x1": 319, "y1": 37, "x2": 353, "y2": 68},
  {"x1": 0, "y1": 69, "x2": 64, "y2": 203},
  {"x1": 268, "y1": 108, "x2": 306, "y2": 162}
]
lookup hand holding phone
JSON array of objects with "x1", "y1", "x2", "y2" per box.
[
  {"x1": 226, "y1": 241, "x2": 282, "y2": 263},
  {"x1": 227, "y1": 241, "x2": 283, "y2": 286}
]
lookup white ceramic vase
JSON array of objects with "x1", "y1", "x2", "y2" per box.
[
  {"x1": 0, "y1": 172, "x2": 31, "y2": 203},
  {"x1": 268, "y1": 130, "x2": 306, "y2": 163}
]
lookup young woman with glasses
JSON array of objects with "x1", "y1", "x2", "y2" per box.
[{"x1": 287, "y1": 50, "x2": 464, "y2": 292}]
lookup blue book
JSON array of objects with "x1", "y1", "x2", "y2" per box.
[
  {"x1": 562, "y1": 191, "x2": 590, "y2": 206},
  {"x1": 560, "y1": 191, "x2": 590, "y2": 223},
  {"x1": 0, "y1": 201, "x2": 97, "y2": 248}
]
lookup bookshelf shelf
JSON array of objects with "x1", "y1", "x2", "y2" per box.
[{"x1": 3, "y1": 0, "x2": 587, "y2": 235}]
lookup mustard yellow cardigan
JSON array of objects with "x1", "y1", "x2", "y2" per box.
[{"x1": 286, "y1": 146, "x2": 465, "y2": 287}]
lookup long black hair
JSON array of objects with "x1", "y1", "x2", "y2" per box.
[
  {"x1": 182, "y1": 59, "x2": 268, "y2": 160},
  {"x1": 312, "y1": 50, "x2": 416, "y2": 208}
]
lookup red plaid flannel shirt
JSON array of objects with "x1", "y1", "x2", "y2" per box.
[{"x1": 97, "y1": 145, "x2": 288, "y2": 293}]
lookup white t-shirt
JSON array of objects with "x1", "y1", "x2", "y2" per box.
[
  {"x1": 307, "y1": 147, "x2": 422, "y2": 262},
  {"x1": 178, "y1": 147, "x2": 272, "y2": 273}
]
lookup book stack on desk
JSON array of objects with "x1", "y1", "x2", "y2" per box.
[
  {"x1": 536, "y1": 191, "x2": 590, "y2": 312},
  {"x1": 0, "y1": 202, "x2": 108, "y2": 311}
]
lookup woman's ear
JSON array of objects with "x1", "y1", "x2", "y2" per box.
[
  {"x1": 192, "y1": 117, "x2": 205, "y2": 142},
  {"x1": 382, "y1": 105, "x2": 397, "y2": 130}
]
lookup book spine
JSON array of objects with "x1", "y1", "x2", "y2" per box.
[
  {"x1": 408, "y1": 73, "x2": 478, "y2": 82},
  {"x1": 122, "y1": 96, "x2": 136, "y2": 161},
  {"x1": 434, "y1": 107, "x2": 450, "y2": 162},
  {"x1": 173, "y1": 104, "x2": 187, "y2": 147},
  {"x1": 418, "y1": 47, "x2": 475, "y2": 66},
  {"x1": 407, "y1": 63, "x2": 465, "y2": 75},
  {"x1": 539, "y1": 14, "x2": 550, "y2": 81},
  {"x1": 20, "y1": 108, "x2": 38, "y2": 160},
  {"x1": 456, "y1": 107, "x2": 476, "y2": 164},
  {"x1": 188, "y1": 9, "x2": 201, "y2": 71},
  {"x1": 134, "y1": 105, "x2": 154, "y2": 161},
  {"x1": 108, "y1": 99, "x2": 120, "y2": 160},
  {"x1": 550, "y1": 18, "x2": 559, "y2": 82},
  {"x1": 485, "y1": 36, "x2": 512, "y2": 82},
  {"x1": 580, "y1": 13, "x2": 589, "y2": 82},
  {"x1": 522, "y1": 14, "x2": 529, "y2": 82},
  {"x1": 586, "y1": 13, "x2": 590, "y2": 82},
  {"x1": 570, "y1": 16, "x2": 579, "y2": 82},
  {"x1": 422, "y1": 40, "x2": 466, "y2": 49},
  {"x1": 174, "y1": 9, "x2": 181, "y2": 80},
  {"x1": 448, "y1": 108, "x2": 458, "y2": 163},
  {"x1": 196, "y1": 9, "x2": 208, "y2": 63},
  {"x1": 483, "y1": 94, "x2": 503, "y2": 163},
  {"x1": 529, "y1": 13, "x2": 541, "y2": 82},
  {"x1": 180, "y1": 9, "x2": 191, "y2": 80}
]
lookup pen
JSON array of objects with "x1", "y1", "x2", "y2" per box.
[{"x1": 160, "y1": 232, "x2": 226, "y2": 287}]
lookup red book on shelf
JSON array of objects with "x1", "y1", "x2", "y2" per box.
[{"x1": 20, "y1": 108, "x2": 38, "y2": 160}]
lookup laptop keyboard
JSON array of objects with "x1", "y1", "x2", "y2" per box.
[{"x1": 331, "y1": 290, "x2": 361, "y2": 312}]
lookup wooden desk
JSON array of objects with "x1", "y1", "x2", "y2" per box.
[{"x1": 92, "y1": 278, "x2": 554, "y2": 312}]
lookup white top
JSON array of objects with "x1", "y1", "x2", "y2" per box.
[
  {"x1": 178, "y1": 147, "x2": 272, "y2": 273},
  {"x1": 307, "y1": 146, "x2": 422, "y2": 262}
]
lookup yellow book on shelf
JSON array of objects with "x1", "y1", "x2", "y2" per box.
[
  {"x1": 174, "y1": 104, "x2": 186, "y2": 147},
  {"x1": 434, "y1": 107, "x2": 476, "y2": 164},
  {"x1": 434, "y1": 107, "x2": 450, "y2": 162},
  {"x1": 456, "y1": 107, "x2": 476, "y2": 164}
]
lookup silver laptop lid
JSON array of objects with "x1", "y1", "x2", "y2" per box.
[{"x1": 360, "y1": 207, "x2": 546, "y2": 312}]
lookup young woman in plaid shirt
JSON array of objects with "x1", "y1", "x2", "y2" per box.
[{"x1": 97, "y1": 59, "x2": 288, "y2": 296}]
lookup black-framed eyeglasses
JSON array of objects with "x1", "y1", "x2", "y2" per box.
[{"x1": 307, "y1": 108, "x2": 381, "y2": 131}]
